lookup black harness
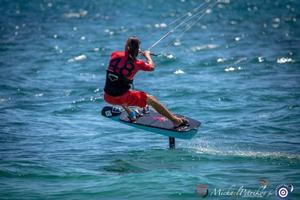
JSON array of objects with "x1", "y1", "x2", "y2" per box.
[
  {"x1": 104, "y1": 71, "x2": 133, "y2": 96},
  {"x1": 104, "y1": 57, "x2": 135, "y2": 96}
]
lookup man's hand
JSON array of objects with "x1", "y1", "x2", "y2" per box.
[
  {"x1": 141, "y1": 50, "x2": 154, "y2": 69},
  {"x1": 143, "y1": 50, "x2": 151, "y2": 56}
]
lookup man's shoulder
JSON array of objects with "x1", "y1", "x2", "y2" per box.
[
  {"x1": 111, "y1": 51, "x2": 125, "y2": 58},
  {"x1": 135, "y1": 59, "x2": 145, "y2": 65}
]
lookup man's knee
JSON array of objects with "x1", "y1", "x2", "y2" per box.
[{"x1": 146, "y1": 95, "x2": 156, "y2": 104}]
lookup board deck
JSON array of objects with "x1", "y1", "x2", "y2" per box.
[{"x1": 101, "y1": 106, "x2": 201, "y2": 139}]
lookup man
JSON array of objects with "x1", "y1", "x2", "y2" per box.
[{"x1": 104, "y1": 36, "x2": 188, "y2": 129}]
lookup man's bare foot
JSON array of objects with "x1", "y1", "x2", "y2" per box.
[{"x1": 173, "y1": 117, "x2": 189, "y2": 129}]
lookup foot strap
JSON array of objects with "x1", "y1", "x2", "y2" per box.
[{"x1": 128, "y1": 111, "x2": 137, "y2": 122}]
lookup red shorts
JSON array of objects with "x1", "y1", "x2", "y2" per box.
[{"x1": 104, "y1": 90, "x2": 148, "y2": 108}]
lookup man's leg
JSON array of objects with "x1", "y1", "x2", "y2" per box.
[
  {"x1": 146, "y1": 95, "x2": 183, "y2": 126},
  {"x1": 122, "y1": 106, "x2": 139, "y2": 122},
  {"x1": 122, "y1": 106, "x2": 132, "y2": 115}
]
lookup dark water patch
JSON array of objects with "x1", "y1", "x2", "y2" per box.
[
  {"x1": 52, "y1": 105, "x2": 82, "y2": 115},
  {"x1": 103, "y1": 159, "x2": 148, "y2": 174}
]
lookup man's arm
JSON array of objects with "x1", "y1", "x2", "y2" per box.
[{"x1": 143, "y1": 50, "x2": 155, "y2": 70}]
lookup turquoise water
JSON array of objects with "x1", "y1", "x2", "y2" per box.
[{"x1": 1, "y1": 0, "x2": 299, "y2": 199}]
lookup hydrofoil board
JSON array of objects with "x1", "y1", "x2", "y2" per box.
[{"x1": 101, "y1": 106, "x2": 201, "y2": 139}]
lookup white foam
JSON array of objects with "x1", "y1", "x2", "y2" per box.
[
  {"x1": 68, "y1": 54, "x2": 87, "y2": 62},
  {"x1": 192, "y1": 146, "x2": 300, "y2": 160},
  {"x1": 54, "y1": 46, "x2": 63, "y2": 54},
  {"x1": 166, "y1": 54, "x2": 174, "y2": 59},
  {"x1": 217, "y1": 58, "x2": 225, "y2": 63},
  {"x1": 258, "y1": 56, "x2": 264, "y2": 63},
  {"x1": 174, "y1": 40, "x2": 181, "y2": 46},
  {"x1": 160, "y1": 23, "x2": 167, "y2": 28},
  {"x1": 217, "y1": 0, "x2": 231, "y2": 4},
  {"x1": 235, "y1": 37, "x2": 241, "y2": 41},
  {"x1": 224, "y1": 66, "x2": 242, "y2": 72},
  {"x1": 273, "y1": 18, "x2": 280, "y2": 23},
  {"x1": 206, "y1": 9, "x2": 212, "y2": 14},
  {"x1": 154, "y1": 23, "x2": 167, "y2": 28},
  {"x1": 64, "y1": 10, "x2": 88, "y2": 18},
  {"x1": 191, "y1": 44, "x2": 218, "y2": 52},
  {"x1": 225, "y1": 67, "x2": 235, "y2": 72},
  {"x1": 174, "y1": 69, "x2": 185, "y2": 74},
  {"x1": 35, "y1": 93, "x2": 44, "y2": 97},
  {"x1": 0, "y1": 97, "x2": 11, "y2": 103},
  {"x1": 64, "y1": 90, "x2": 72, "y2": 96},
  {"x1": 277, "y1": 57, "x2": 294, "y2": 64},
  {"x1": 201, "y1": 25, "x2": 207, "y2": 29},
  {"x1": 103, "y1": 29, "x2": 114, "y2": 35}
]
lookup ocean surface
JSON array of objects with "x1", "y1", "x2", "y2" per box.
[{"x1": 1, "y1": 0, "x2": 300, "y2": 199}]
